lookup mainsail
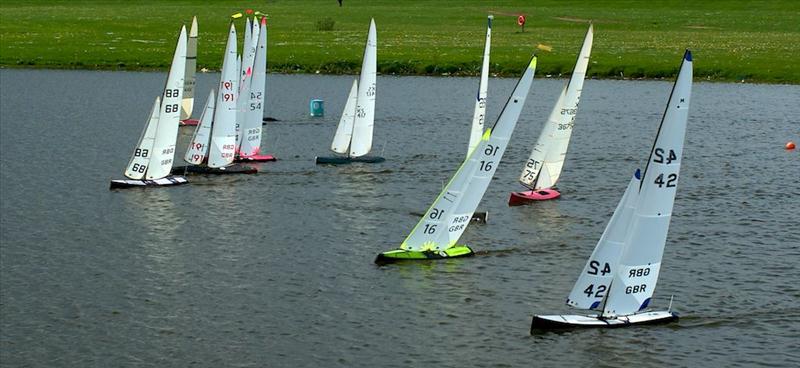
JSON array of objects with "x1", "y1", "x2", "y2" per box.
[
  {"x1": 145, "y1": 25, "x2": 187, "y2": 180},
  {"x1": 349, "y1": 19, "x2": 377, "y2": 157},
  {"x1": 207, "y1": 23, "x2": 238, "y2": 168},
  {"x1": 467, "y1": 15, "x2": 492, "y2": 156},
  {"x1": 181, "y1": 16, "x2": 198, "y2": 120},
  {"x1": 602, "y1": 50, "x2": 693, "y2": 317},
  {"x1": 519, "y1": 24, "x2": 593, "y2": 190}
]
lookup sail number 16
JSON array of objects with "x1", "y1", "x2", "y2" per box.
[{"x1": 479, "y1": 144, "x2": 500, "y2": 171}]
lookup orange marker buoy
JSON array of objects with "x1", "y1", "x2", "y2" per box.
[{"x1": 787, "y1": 141, "x2": 796, "y2": 150}]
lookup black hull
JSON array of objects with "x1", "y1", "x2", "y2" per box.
[
  {"x1": 109, "y1": 175, "x2": 188, "y2": 189},
  {"x1": 315, "y1": 155, "x2": 385, "y2": 165},
  {"x1": 171, "y1": 164, "x2": 257, "y2": 175}
]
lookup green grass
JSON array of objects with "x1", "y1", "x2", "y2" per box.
[{"x1": 1, "y1": 0, "x2": 798, "y2": 83}]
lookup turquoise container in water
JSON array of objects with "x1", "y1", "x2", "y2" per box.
[{"x1": 310, "y1": 99, "x2": 324, "y2": 117}]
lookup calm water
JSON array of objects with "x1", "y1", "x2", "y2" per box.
[{"x1": 1, "y1": 69, "x2": 798, "y2": 367}]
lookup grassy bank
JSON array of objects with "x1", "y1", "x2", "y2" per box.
[{"x1": 1, "y1": 0, "x2": 798, "y2": 83}]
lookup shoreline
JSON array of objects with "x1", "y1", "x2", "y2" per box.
[{"x1": 1, "y1": 64, "x2": 792, "y2": 85}]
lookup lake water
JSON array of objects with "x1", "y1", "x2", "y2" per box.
[{"x1": 1, "y1": 69, "x2": 798, "y2": 367}]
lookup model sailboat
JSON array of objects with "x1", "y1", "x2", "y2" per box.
[
  {"x1": 375, "y1": 55, "x2": 537, "y2": 264},
  {"x1": 316, "y1": 19, "x2": 383, "y2": 164},
  {"x1": 110, "y1": 26, "x2": 189, "y2": 189},
  {"x1": 509, "y1": 24, "x2": 593, "y2": 205},
  {"x1": 180, "y1": 16, "x2": 199, "y2": 126},
  {"x1": 172, "y1": 22, "x2": 257, "y2": 175},
  {"x1": 235, "y1": 16, "x2": 275, "y2": 162},
  {"x1": 531, "y1": 50, "x2": 693, "y2": 330}
]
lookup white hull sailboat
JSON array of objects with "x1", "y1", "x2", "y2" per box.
[
  {"x1": 531, "y1": 50, "x2": 693, "y2": 331},
  {"x1": 375, "y1": 56, "x2": 538, "y2": 264},
  {"x1": 172, "y1": 22, "x2": 257, "y2": 175},
  {"x1": 110, "y1": 26, "x2": 189, "y2": 189},
  {"x1": 509, "y1": 24, "x2": 593, "y2": 205},
  {"x1": 316, "y1": 19, "x2": 382, "y2": 164},
  {"x1": 180, "y1": 16, "x2": 200, "y2": 126}
]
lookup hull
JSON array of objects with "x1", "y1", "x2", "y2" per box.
[
  {"x1": 315, "y1": 155, "x2": 385, "y2": 165},
  {"x1": 508, "y1": 188, "x2": 560, "y2": 206},
  {"x1": 180, "y1": 118, "x2": 199, "y2": 126},
  {"x1": 530, "y1": 311, "x2": 678, "y2": 332},
  {"x1": 109, "y1": 175, "x2": 188, "y2": 189},
  {"x1": 171, "y1": 164, "x2": 257, "y2": 175},
  {"x1": 236, "y1": 154, "x2": 277, "y2": 162},
  {"x1": 375, "y1": 245, "x2": 474, "y2": 265}
]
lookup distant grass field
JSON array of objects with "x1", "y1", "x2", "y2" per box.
[{"x1": 1, "y1": 0, "x2": 798, "y2": 83}]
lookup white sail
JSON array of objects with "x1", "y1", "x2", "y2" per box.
[
  {"x1": 467, "y1": 15, "x2": 492, "y2": 156},
  {"x1": 236, "y1": 18, "x2": 257, "y2": 151},
  {"x1": 349, "y1": 18, "x2": 377, "y2": 157},
  {"x1": 181, "y1": 16, "x2": 198, "y2": 120},
  {"x1": 519, "y1": 24, "x2": 593, "y2": 189},
  {"x1": 603, "y1": 50, "x2": 693, "y2": 317},
  {"x1": 146, "y1": 25, "x2": 187, "y2": 180},
  {"x1": 207, "y1": 23, "x2": 238, "y2": 168},
  {"x1": 124, "y1": 97, "x2": 161, "y2": 179},
  {"x1": 330, "y1": 80, "x2": 359, "y2": 154},
  {"x1": 401, "y1": 56, "x2": 537, "y2": 251},
  {"x1": 184, "y1": 90, "x2": 215, "y2": 164},
  {"x1": 566, "y1": 170, "x2": 641, "y2": 310},
  {"x1": 239, "y1": 17, "x2": 267, "y2": 157}
]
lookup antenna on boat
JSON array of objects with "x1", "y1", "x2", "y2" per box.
[
  {"x1": 668, "y1": 295, "x2": 674, "y2": 312},
  {"x1": 380, "y1": 139, "x2": 386, "y2": 157}
]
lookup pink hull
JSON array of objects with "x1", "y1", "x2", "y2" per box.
[
  {"x1": 236, "y1": 154, "x2": 277, "y2": 162},
  {"x1": 508, "y1": 188, "x2": 561, "y2": 206},
  {"x1": 180, "y1": 119, "x2": 200, "y2": 126}
]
